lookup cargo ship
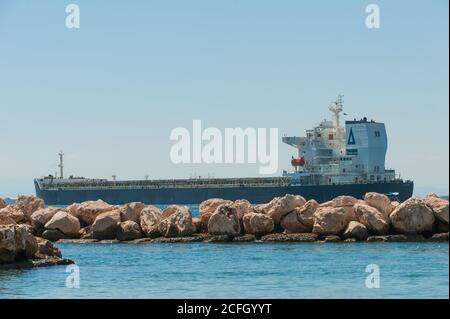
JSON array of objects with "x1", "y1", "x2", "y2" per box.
[{"x1": 34, "y1": 96, "x2": 413, "y2": 205}]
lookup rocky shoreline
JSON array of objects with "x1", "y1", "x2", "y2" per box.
[{"x1": 1, "y1": 192, "x2": 448, "y2": 267}]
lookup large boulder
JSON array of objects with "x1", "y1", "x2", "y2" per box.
[
  {"x1": 68, "y1": 200, "x2": 115, "y2": 225},
  {"x1": 208, "y1": 204, "x2": 241, "y2": 236},
  {"x1": 199, "y1": 199, "x2": 233, "y2": 230},
  {"x1": 35, "y1": 237, "x2": 62, "y2": 259},
  {"x1": 0, "y1": 206, "x2": 26, "y2": 223},
  {"x1": 159, "y1": 206, "x2": 195, "y2": 238},
  {"x1": 425, "y1": 193, "x2": 449, "y2": 224},
  {"x1": 260, "y1": 194, "x2": 306, "y2": 225},
  {"x1": 92, "y1": 210, "x2": 121, "y2": 240},
  {"x1": 343, "y1": 221, "x2": 368, "y2": 240},
  {"x1": 232, "y1": 199, "x2": 253, "y2": 219},
  {"x1": 30, "y1": 208, "x2": 60, "y2": 235},
  {"x1": 242, "y1": 212, "x2": 274, "y2": 235},
  {"x1": 312, "y1": 207, "x2": 349, "y2": 235},
  {"x1": 0, "y1": 198, "x2": 6, "y2": 209},
  {"x1": 44, "y1": 211, "x2": 80, "y2": 237},
  {"x1": 14, "y1": 195, "x2": 44, "y2": 220},
  {"x1": 116, "y1": 221, "x2": 143, "y2": 241},
  {"x1": 332, "y1": 196, "x2": 357, "y2": 221},
  {"x1": 0, "y1": 224, "x2": 38, "y2": 263},
  {"x1": 390, "y1": 197, "x2": 435, "y2": 234},
  {"x1": 364, "y1": 192, "x2": 394, "y2": 217},
  {"x1": 139, "y1": 205, "x2": 162, "y2": 238},
  {"x1": 119, "y1": 202, "x2": 145, "y2": 223},
  {"x1": 354, "y1": 203, "x2": 390, "y2": 235},
  {"x1": 0, "y1": 213, "x2": 17, "y2": 226},
  {"x1": 281, "y1": 199, "x2": 319, "y2": 233}
]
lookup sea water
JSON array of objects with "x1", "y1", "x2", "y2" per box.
[{"x1": 0, "y1": 242, "x2": 448, "y2": 299}]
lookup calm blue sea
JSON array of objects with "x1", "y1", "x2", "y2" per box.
[{"x1": 0, "y1": 242, "x2": 448, "y2": 299}]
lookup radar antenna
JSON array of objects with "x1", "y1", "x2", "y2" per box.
[{"x1": 328, "y1": 94, "x2": 344, "y2": 128}]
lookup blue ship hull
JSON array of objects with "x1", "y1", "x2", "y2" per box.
[{"x1": 35, "y1": 180, "x2": 414, "y2": 205}]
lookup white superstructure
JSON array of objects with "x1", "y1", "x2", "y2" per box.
[{"x1": 282, "y1": 96, "x2": 396, "y2": 185}]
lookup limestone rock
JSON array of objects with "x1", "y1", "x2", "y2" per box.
[
  {"x1": 389, "y1": 197, "x2": 435, "y2": 234},
  {"x1": 92, "y1": 210, "x2": 121, "y2": 240},
  {"x1": 68, "y1": 200, "x2": 115, "y2": 225},
  {"x1": 199, "y1": 198, "x2": 233, "y2": 230},
  {"x1": 44, "y1": 211, "x2": 80, "y2": 237},
  {"x1": 364, "y1": 192, "x2": 394, "y2": 217},
  {"x1": 343, "y1": 221, "x2": 368, "y2": 240},
  {"x1": 0, "y1": 206, "x2": 26, "y2": 223},
  {"x1": 232, "y1": 199, "x2": 253, "y2": 219},
  {"x1": 159, "y1": 205, "x2": 195, "y2": 238},
  {"x1": 0, "y1": 225, "x2": 38, "y2": 263},
  {"x1": 14, "y1": 196, "x2": 44, "y2": 220},
  {"x1": 116, "y1": 221, "x2": 143, "y2": 241},
  {"x1": 0, "y1": 214, "x2": 16, "y2": 226},
  {"x1": 354, "y1": 203, "x2": 390, "y2": 235},
  {"x1": 42, "y1": 229, "x2": 68, "y2": 242},
  {"x1": 139, "y1": 205, "x2": 162, "y2": 238},
  {"x1": 260, "y1": 233, "x2": 318, "y2": 242},
  {"x1": 281, "y1": 199, "x2": 319, "y2": 233},
  {"x1": 242, "y1": 212, "x2": 274, "y2": 235},
  {"x1": 119, "y1": 202, "x2": 145, "y2": 223},
  {"x1": 425, "y1": 193, "x2": 449, "y2": 224},
  {"x1": 30, "y1": 208, "x2": 61, "y2": 235},
  {"x1": 261, "y1": 194, "x2": 307, "y2": 225},
  {"x1": 312, "y1": 207, "x2": 349, "y2": 235},
  {"x1": 207, "y1": 204, "x2": 241, "y2": 236},
  {"x1": 0, "y1": 198, "x2": 6, "y2": 209},
  {"x1": 35, "y1": 237, "x2": 62, "y2": 259}
]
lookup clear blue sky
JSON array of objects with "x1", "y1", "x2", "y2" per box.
[{"x1": 0, "y1": 0, "x2": 448, "y2": 197}]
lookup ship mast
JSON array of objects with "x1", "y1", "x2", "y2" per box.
[
  {"x1": 58, "y1": 152, "x2": 64, "y2": 179},
  {"x1": 329, "y1": 94, "x2": 344, "y2": 129}
]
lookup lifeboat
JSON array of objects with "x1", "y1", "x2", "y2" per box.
[{"x1": 291, "y1": 156, "x2": 305, "y2": 167}]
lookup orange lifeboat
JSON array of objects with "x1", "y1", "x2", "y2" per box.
[{"x1": 291, "y1": 156, "x2": 305, "y2": 167}]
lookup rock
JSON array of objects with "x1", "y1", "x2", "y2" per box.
[
  {"x1": 425, "y1": 193, "x2": 449, "y2": 224},
  {"x1": 354, "y1": 204, "x2": 390, "y2": 235},
  {"x1": 0, "y1": 214, "x2": 16, "y2": 226},
  {"x1": 199, "y1": 198, "x2": 233, "y2": 230},
  {"x1": 429, "y1": 232, "x2": 449, "y2": 242},
  {"x1": 68, "y1": 200, "x2": 115, "y2": 225},
  {"x1": 92, "y1": 210, "x2": 121, "y2": 240},
  {"x1": 261, "y1": 194, "x2": 307, "y2": 225},
  {"x1": 232, "y1": 234, "x2": 257, "y2": 242},
  {"x1": 119, "y1": 202, "x2": 145, "y2": 223},
  {"x1": 207, "y1": 204, "x2": 241, "y2": 236},
  {"x1": 0, "y1": 257, "x2": 74, "y2": 270},
  {"x1": 333, "y1": 196, "x2": 358, "y2": 207},
  {"x1": 367, "y1": 234, "x2": 425, "y2": 242},
  {"x1": 260, "y1": 233, "x2": 318, "y2": 242},
  {"x1": 44, "y1": 211, "x2": 80, "y2": 237},
  {"x1": 324, "y1": 235, "x2": 342, "y2": 242},
  {"x1": 436, "y1": 220, "x2": 449, "y2": 233},
  {"x1": 152, "y1": 236, "x2": 203, "y2": 243},
  {"x1": 364, "y1": 192, "x2": 394, "y2": 217},
  {"x1": 14, "y1": 195, "x2": 44, "y2": 219},
  {"x1": 280, "y1": 200, "x2": 319, "y2": 233},
  {"x1": 242, "y1": 212, "x2": 274, "y2": 235},
  {"x1": 79, "y1": 226, "x2": 93, "y2": 239},
  {"x1": 116, "y1": 221, "x2": 143, "y2": 241},
  {"x1": 0, "y1": 198, "x2": 6, "y2": 209},
  {"x1": 389, "y1": 197, "x2": 435, "y2": 234},
  {"x1": 30, "y1": 208, "x2": 60, "y2": 235},
  {"x1": 0, "y1": 225, "x2": 38, "y2": 263},
  {"x1": 343, "y1": 221, "x2": 368, "y2": 240},
  {"x1": 204, "y1": 235, "x2": 233, "y2": 243},
  {"x1": 140, "y1": 205, "x2": 162, "y2": 238},
  {"x1": 312, "y1": 207, "x2": 349, "y2": 235},
  {"x1": 319, "y1": 200, "x2": 333, "y2": 207},
  {"x1": 192, "y1": 217, "x2": 203, "y2": 233},
  {"x1": 42, "y1": 229, "x2": 68, "y2": 242},
  {"x1": 0, "y1": 206, "x2": 26, "y2": 223},
  {"x1": 159, "y1": 205, "x2": 195, "y2": 238},
  {"x1": 35, "y1": 237, "x2": 62, "y2": 259},
  {"x1": 232, "y1": 199, "x2": 253, "y2": 219}
]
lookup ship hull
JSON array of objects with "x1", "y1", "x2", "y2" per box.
[{"x1": 35, "y1": 180, "x2": 414, "y2": 205}]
